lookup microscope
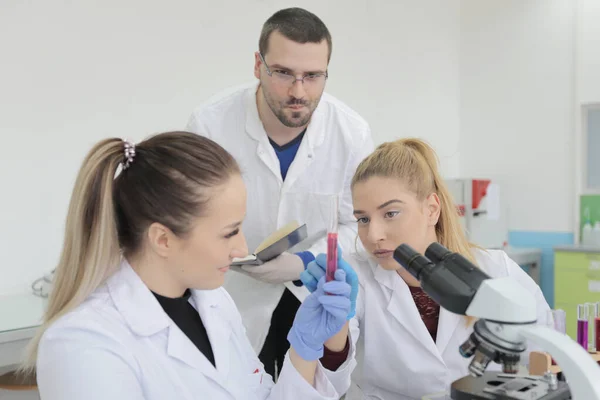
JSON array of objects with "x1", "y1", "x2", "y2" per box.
[{"x1": 394, "y1": 243, "x2": 600, "y2": 400}]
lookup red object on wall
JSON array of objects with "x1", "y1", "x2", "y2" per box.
[{"x1": 472, "y1": 179, "x2": 491, "y2": 210}]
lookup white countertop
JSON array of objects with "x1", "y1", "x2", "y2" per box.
[
  {"x1": 554, "y1": 244, "x2": 600, "y2": 253},
  {"x1": 0, "y1": 293, "x2": 46, "y2": 343},
  {"x1": 504, "y1": 247, "x2": 542, "y2": 263},
  {"x1": 486, "y1": 246, "x2": 542, "y2": 264}
]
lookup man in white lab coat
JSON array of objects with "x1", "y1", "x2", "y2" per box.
[{"x1": 186, "y1": 7, "x2": 374, "y2": 378}]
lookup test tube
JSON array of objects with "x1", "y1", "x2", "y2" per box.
[
  {"x1": 325, "y1": 194, "x2": 339, "y2": 282},
  {"x1": 577, "y1": 304, "x2": 589, "y2": 350},
  {"x1": 590, "y1": 302, "x2": 600, "y2": 353},
  {"x1": 547, "y1": 309, "x2": 566, "y2": 365},
  {"x1": 548, "y1": 309, "x2": 566, "y2": 334},
  {"x1": 596, "y1": 302, "x2": 600, "y2": 353}
]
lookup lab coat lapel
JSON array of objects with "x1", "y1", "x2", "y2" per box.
[
  {"x1": 244, "y1": 85, "x2": 283, "y2": 182},
  {"x1": 108, "y1": 261, "x2": 225, "y2": 386},
  {"x1": 162, "y1": 290, "x2": 231, "y2": 393},
  {"x1": 280, "y1": 139, "x2": 313, "y2": 190},
  {"x1": 436, "y1": 307, "x2": 463, "y2": 356},
  {"x1": 190, "y1": 290, "x2": 232, "y2": 379},
  {"x1": 108, "y1": 260, "x2": 171, "y2": 339},
  {"x1": 372, "y1": 262, "x2": 442, "y2": 361},
  {"x1": 280, "y1": 109, "x2": 325, "y2": 190},
  {"x1": 165, "y1": 324, "x2": 221, "y2": 384}
]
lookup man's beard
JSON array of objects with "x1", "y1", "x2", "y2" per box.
[{"x1": 264, "y1": 90, "x2": 320, "y2": 128}]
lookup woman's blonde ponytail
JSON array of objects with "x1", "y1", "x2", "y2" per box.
[{"x1": 21, "y1": 139, "x2": 124, "y2": 372}]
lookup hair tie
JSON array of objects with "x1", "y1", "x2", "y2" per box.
[{"x1": 122, "y1": 139, "x2": 136, "y2": 170}]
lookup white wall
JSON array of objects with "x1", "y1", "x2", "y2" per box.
[
  {"x1": 579, "y1": 0, "x2": 600, "y2": 104},
  {"x1": 459, "y1": 0, "x2": 575, "y2": 233},
  {"x1": 572, "y1": 0, "x2": 600, "y2": 238},
  {"x1": 0, "y1": 0, "x2": 461, "y2": 295}
]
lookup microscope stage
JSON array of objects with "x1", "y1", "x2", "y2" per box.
[{"x1": 450, "y1": 372, "x2": 570, "y2": 400}]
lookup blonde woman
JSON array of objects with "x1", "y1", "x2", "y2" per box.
[
  {"x1": 300, "y1": 138, "x2": 551, "y2": 399},
  {"x1": 22, "y1": 132, "x2": 356, "y2": 400}
]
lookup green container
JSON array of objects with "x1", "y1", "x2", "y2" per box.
[
  {"x1": 580, "y1": 194, "x2": 600, "y2": 239},
  {"x1": 554, "y1": 250, "x2": 600, "y2": 340}
]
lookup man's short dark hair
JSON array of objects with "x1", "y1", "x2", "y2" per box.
[{"x1": 259, "y1": 8, "x2": 332, "y2": 62}]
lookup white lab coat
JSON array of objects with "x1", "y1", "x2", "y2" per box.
[
  {"x1": 344, "y1": 248, "x2": 551, "y2": 400},
  {"x1": 186, "y1": 81, "x2": 374, "y2": 352},
  {"x1": 36, "y1": 260, "x2": 355, "y2": 400}
]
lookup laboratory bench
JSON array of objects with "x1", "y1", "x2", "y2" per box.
[
  {"x1": 0, "y1": 293, "x2": 45, "y2": 398},
  {"x1": 553, "y1": 245, "x2": 600, "y2": 341},
  {"x1": 0, "y1": 293, "x2": 46, "y2": 369}
]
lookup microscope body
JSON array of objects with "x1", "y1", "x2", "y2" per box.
[{"x1": 394, "y1": 242, "x2": 600, "y2": 400}]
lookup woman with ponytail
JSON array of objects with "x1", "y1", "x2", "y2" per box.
[
  {"x1": 22, "y1": 131, "x2": 355, "y2": 400},
  {"x1": 300, "y1": 138, "x2": 551, "y2": 399}
]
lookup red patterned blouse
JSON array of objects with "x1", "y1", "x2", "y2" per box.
[{"x1": 408, "y1": 286, "x2": 441, "y2": 341}]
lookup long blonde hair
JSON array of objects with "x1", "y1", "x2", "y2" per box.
[
  {"x1": 352, "y1": 138, "x2": 479, "y2": 323},
  {"x1": 20, "y1": 131, "x2": 239, "y2": 373},
  {"x1": 352, "y1": 138, "x2": 477, "y2": 263}
]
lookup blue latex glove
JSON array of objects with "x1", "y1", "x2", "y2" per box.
[
  {"x1": 300, "y1": 246, "x2": 359, "y2": 319},
  {"x1": 287, "y1": 269, "x2": 351, "y2": 361}
]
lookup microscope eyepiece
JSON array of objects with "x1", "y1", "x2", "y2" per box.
[
  {"x1": 393, "y1": 244, "x2": 435, "y2": 281},
  {"x1": 424, "y1": 242, "x2": 453, "y2": 263},
  {"x1": 394, "y1": 242, "x2": 490, "y2": 315}
]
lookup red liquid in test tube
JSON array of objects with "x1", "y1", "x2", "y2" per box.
[
  {"x1": 577, "y1": 304, "x2": 589, "y2": 350},
  {"x1": 326, "y1": 195, "x2": 339, "y2": 283},
  {"x1": 326, "y1": 233, "x2": 338, "y2": 282},
  {"x1": 595, "y1": 302, "x2": 600, "y2": 352},
  {"x1": 596, "y1": 317, "x2": 600, "y2": 352},
  {"x1": 577, "y1": 319, "x2": 588, "y2": 349}
]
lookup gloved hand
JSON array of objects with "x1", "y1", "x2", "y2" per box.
[
  {"x1": 299, "y1": 245, "x2": 359, "y2": 319},
  {"x1": 287, "y1": 269, "x2": 351, "y2": 361},
  {"x1": 240, "y1": 252, "x2": 304, "y2": 284}
]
